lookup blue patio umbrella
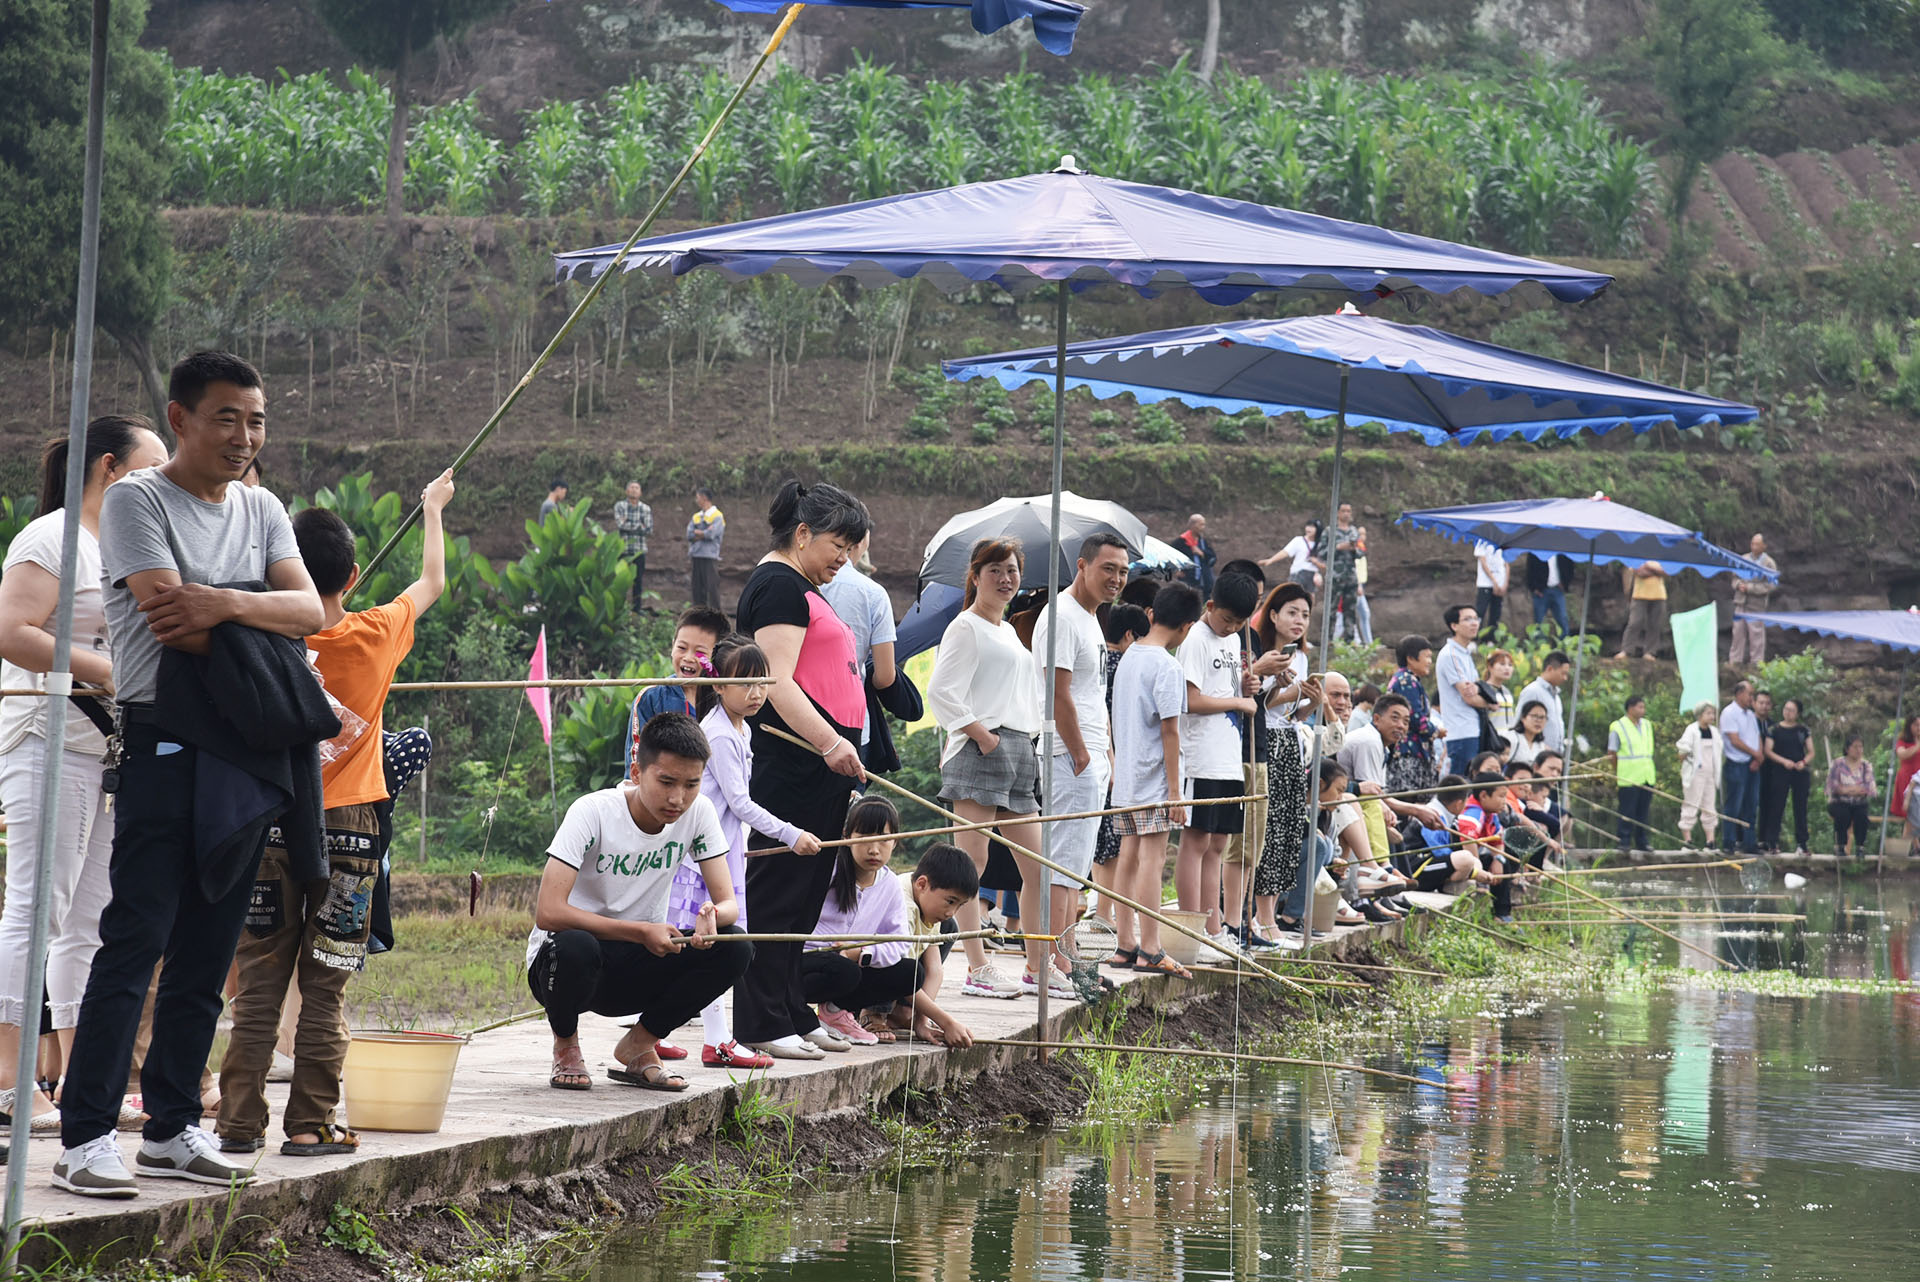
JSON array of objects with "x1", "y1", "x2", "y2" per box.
[
  {"x1": 1734, "y1": 608, "x2": 1920, "y2": 856},
  {"x1": 554, "y1": 161, "x2": 1611, "y2": 959},
  {"x1": 940, "y1": 312, "x2": 1758, "y2": 446},
  {"x1": 710, "y1": 0, "x2": 1087, "y2": 55},
  {"x1": 1397, "y1": 497, "x2": 1777, "y2": 764}
]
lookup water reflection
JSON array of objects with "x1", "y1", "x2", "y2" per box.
[{"x1": 598, "y1": 878, "x2": 1920, "y2": 1281}]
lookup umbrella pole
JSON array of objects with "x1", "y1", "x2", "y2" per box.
[
  {"x1": 1300, "y1": 367, "x2": 1351, "y2": 916},
  {"x1": 351, "y1": 3, "x2": 808, "y2": 594},
  {"x1": 1564, "y1": 549, "x2": 1595, "y2": 819},
  {"x1": 1879, "y1": 654, "x2": 1911, "y2": 861},
  {"x1": 1034, "y1": 285, "x2": 1070, "y2": 1060},
  {"x1": 5, "y1": 1, "x2": 107, "y2": 1261}
]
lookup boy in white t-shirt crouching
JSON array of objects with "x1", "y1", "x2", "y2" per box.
[{"x1": 528, "y1": 713, "x2": 749, "y2": 1093}]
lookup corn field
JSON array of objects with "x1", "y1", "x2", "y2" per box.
[{"x1": 167, "y1": 59, "x2": 1655, "y2": 256}]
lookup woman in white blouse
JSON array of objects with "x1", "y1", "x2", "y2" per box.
[{"x1": 926, "y1": 538, "x2": 1052, "y2": 1001}]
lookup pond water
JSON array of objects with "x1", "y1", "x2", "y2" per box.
[{"x1": 597, "y1": 875, "x2": 1920, "y2": 1281}]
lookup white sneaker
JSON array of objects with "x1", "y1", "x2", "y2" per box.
[
  {"x1": 1022, "y1": 968, "x2": 1077, "y2": 1000},
  {"x1": 801, "y1": 1027, "x2": 850, "y2": 1053},
  {"x1": 52, "y1": 1134, "x2": 138, "y2": 1199},
  {"x1": 962, "y1": 963, "x2": 1023, "y2": 1000},
  {"x1": 134, "y1": 1125, "x2": 255, "y2": 1186}
]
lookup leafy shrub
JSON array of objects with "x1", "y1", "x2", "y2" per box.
[
  {"x1": 1134, "y1": 404, "x2": 1184, "y2": 444},
  {"x1": 904, "y1": 410, "x2": 950, "y2": 440},
  {"x1": 1088, "y1": 408, "x2": 1121, "y2": 430},
  {"x1": 488, "y1": 500, "x2": 635, "y2": 670},
  {"x1": 1749, "y1": 650, "x2": 1836, "y2": 717},
  {"x1": 971, "y1": 421, "x2": 1000, "y2": 443},
  {"x1": 1094, "y1": 432, "x2": 1120, "y2": 448},
  {"x1": 0, "y1": 496, "x2": 37, "y2": 565},
  {"x1": 1209, "y1": 415, "x2": 1248, "y2": 443}
]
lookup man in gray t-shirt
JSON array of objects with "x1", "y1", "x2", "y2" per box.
[
  {"x1": 100, "y1": 470, "x2": 302, "y2": 706},
  {"x1": 1434, "y1": 603, "x2": 1488, "y2": 777},
  {"x1": 56, "y1": 352, "x2": 323, "y2": 1200}
]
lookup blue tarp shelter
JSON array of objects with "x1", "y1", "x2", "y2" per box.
[{"x1": 1736, "y1": 608, "x2": 1920, "y2": 856}]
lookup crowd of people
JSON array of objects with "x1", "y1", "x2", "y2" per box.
[{"x1": 0, "y1": 348, "x2": 1908, "y2": 1204}]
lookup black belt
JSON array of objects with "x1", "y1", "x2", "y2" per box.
[{"x1": 120, "y1": 704, "x2": 163, "y2": 727}]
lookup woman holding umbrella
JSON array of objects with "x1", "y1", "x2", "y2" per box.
[
  {"x1": 733, "y1": 480, "x2": 872, "y2": 1060},
  {"x1": 926, "y1": 539, "x2": 1056, "y2": 1001}
]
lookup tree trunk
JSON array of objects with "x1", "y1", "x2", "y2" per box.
[
  {"x1": 385, "y1": 41, "x2": 412, "y2": 235},
  {"x1": 115, "y1": 327, "x2": 169, "y2": 428},
  {"x1": 1198, "y1": 0, "x2": 1221, "y2": 81}
]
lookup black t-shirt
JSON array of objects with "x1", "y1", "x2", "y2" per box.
[{"x1": 1769, "y1": 723, "x2": 1810, "y2": 771}]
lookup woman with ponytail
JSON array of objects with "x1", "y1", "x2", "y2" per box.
[
  {"x1": 0, "y1": 415, "x2": 168, "y2": 1128},
  {"x1": 731, "y1": 479, "x2": 872, "y2": 1059}
]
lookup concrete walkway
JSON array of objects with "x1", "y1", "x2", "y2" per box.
[{"x1": 7, "y1": 911, "x2": 1425, "y2": 1263}]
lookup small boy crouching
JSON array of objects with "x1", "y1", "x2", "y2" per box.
[
  {"x1": 867, "y1": 843, "x2": 979, "y2": 1048},
  {"x1": 531, "y1": 713, "x2": 750, "y2": 1092}
]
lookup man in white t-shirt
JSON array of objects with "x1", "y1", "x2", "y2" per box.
[
  {"x1": 528, "y1": 713, "x2": 748, "y2": 1092},
  {"x1": 1435, "y1": 603, "x2": 1490, "y2": 777},
  {"x1": 1031, "y1": 533, "x2": 1130, "y2": 937},
  {"x1": 1174, "y1": 572, "x2": 1261, "y2": 942},
  {"x1": 1473, "y1": 541, "x2": 1509, "y2": 636}
]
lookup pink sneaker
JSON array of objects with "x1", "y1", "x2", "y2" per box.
[{"x1": 815, "y1": 1004, "x2": 879, "y2": 1045}]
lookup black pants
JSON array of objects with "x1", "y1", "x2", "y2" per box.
[
  {"x1": 1475, "y1": 586, "x2": 1504, "y2": 636},
  {"x1": 689, "y1": 557, "x2": 720, "y2": 608},
  {"x1": 1828, "y1": 799, "x2": 1870, "y2": 854},
  {"x1": 735, "y1": 849, "x2": 837, "y2": 1042},
  {"x1": 1760, "y1": 767, "x2": 1810, "y2": 850},
  {"x1": 1616, "y1": 785, "x2": 1653, "y2": 851},
  {"x1": 61, "y1": 728, "x2": 266, "y2": 1148},
  {"x1": 527, "y1": 927, "x2": 751, "y2": 1040},
  {"x1": 1481, "y1": 849, "x2": 1514, "y2": 918},
  {"x1": 800, "y1": 951, "x2": 921, "y2": 1012}
]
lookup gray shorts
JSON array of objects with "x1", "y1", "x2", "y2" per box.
[{"x1": 940, "y1": 730, "x2": 1041, "y2": 814}]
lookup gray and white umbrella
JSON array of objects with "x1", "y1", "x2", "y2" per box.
[{"x1": 920, "y1": 491, "x2": 1148, "y2": 591}]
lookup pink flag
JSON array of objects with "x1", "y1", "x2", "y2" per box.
[{"x1": 527, "y1": 626, "x2": 553, "y2": 744}]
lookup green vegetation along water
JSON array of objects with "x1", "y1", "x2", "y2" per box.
[{"x1": 595, "y1": 875, "x2": 1920, "y2": 1280}]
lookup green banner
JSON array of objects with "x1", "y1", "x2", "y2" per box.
[{"x1": 1671, "y1": 602, "x2": 1720, "y2": 716}]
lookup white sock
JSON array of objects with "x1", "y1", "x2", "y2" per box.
[
  {"x1": 767, "y1": 1034, "x2": 807, "y2": 1050},
  {"x1": 700, "y1": 1000, "x2": 730, "y2": 1047}
]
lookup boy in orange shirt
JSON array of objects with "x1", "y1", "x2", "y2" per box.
[{"x1": 215, "y1": 469, "x2": 455, "y2": 1156}]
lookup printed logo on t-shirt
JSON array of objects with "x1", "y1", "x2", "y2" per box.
[{"x1": 594, "y1": 832, "x2": 707, "y2": 877}]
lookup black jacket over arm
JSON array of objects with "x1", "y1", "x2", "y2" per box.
[{"x1": 155, "y1": 598, "x2": 339, "y2": 900}]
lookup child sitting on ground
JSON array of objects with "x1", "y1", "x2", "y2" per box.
[
  {"x1": 1396, "y1": 776, "x2": 1485, "y2": 895},
  {"x1": 532, "y1": 713, "x2": 749, "y2": 1093},
  {"x1": 217, "y1": 468, "x2": 456, "y2": 1158},
  {"x1": 867, "y1": 843, "x2": 978, "y2": 1047},
  {"x1": 665, "y1": 636, "x2": 820, "y2": 1069},
  {"x1": 624, "y1": 606, "x2": 730, "y2": 773},
  {"x1": 802, "y1": 797, "x2": 915, "y2": 1047}
]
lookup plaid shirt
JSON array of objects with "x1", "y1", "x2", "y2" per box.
[{"x1": 612, "y1": 498, "x2": 653, "y2": 557}]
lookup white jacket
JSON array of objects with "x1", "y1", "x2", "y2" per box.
[{"x1": 1675, "y1": 722, "x2": 1724, "y2": 787}]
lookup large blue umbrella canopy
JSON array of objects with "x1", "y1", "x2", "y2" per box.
[
  {"x1": 1398, "y1": 497, "x2": 1775, "y2": 767},
  {"x1": 710, "y1": 0, "x2": 1086, "y2": 54},
  {"x1": 553, "y1": 166, "x2": 1615, "y2": 305},
  {"x1": 1396, "y1": 497, "x2": 1778, "y2": 579},
  {"x1": 941, "y1": 313, "x2": 1757, "y2": 445}
]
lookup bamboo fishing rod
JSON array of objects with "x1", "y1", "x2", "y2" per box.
[
  {"x1": 765, "y1": 726, "x2": 1310, "y2": 996},
  {"x1": 1564, "y1": 791, "x2": 1702, "y2": 852},
  {"x1": 975, "y1": 1040, "x2": 1455, "y2": 1091},
  {"x1": 388, "y1": 677, "x2": 762, "y2": 692},
  {"x1": 1185, "y1": 964, "x2": 1369, "y2": 990},
  {"x1": 1535, "y1": 866, "x2": 1737, "y2": 971},
  {"x1": 1568, "y1": 756, "x2": 1756, "y2": 832},
  {"x1": 1441, "y1": 907, "x2": 1573, "y2": 959},
  {"x1": 704, "y1": 929, "x2": 1057, "y2": 946},
  {"x1": 1485, "y1": 850, "x2": 1753, "y2": 881},
  {"x1": 349, "y1": 2, "x2": 810, "y2": 594},
  {"x1": 1509, "y1": 912, "x2": 1803, "y2": 924}
]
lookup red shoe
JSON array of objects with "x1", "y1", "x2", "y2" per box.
[
  {"x1": 654, "y1": 1040, "x2": 689, "y2": 1060},
  {"x1": 703, "y1": 1040, "x2": 775, "y2": 1069}
]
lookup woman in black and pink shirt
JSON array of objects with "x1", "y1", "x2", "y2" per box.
[{"x1": 732, "y1": 480, "x2": 872, "y2": 1059}]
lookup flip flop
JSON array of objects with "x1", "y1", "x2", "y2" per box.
[
  {"x1": 607, "y1": 1062, "x2": 688, "y2": 1092},
  {"x1": 281, "y1": 1124, "x2": 359, "y2": 1157},
  {"x1": 859, "y1": 1015, "x2": 898, "y2": 1044},
  {"x1": 550, "y1": 1056, "x2": 592, "y2": 1091}
]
